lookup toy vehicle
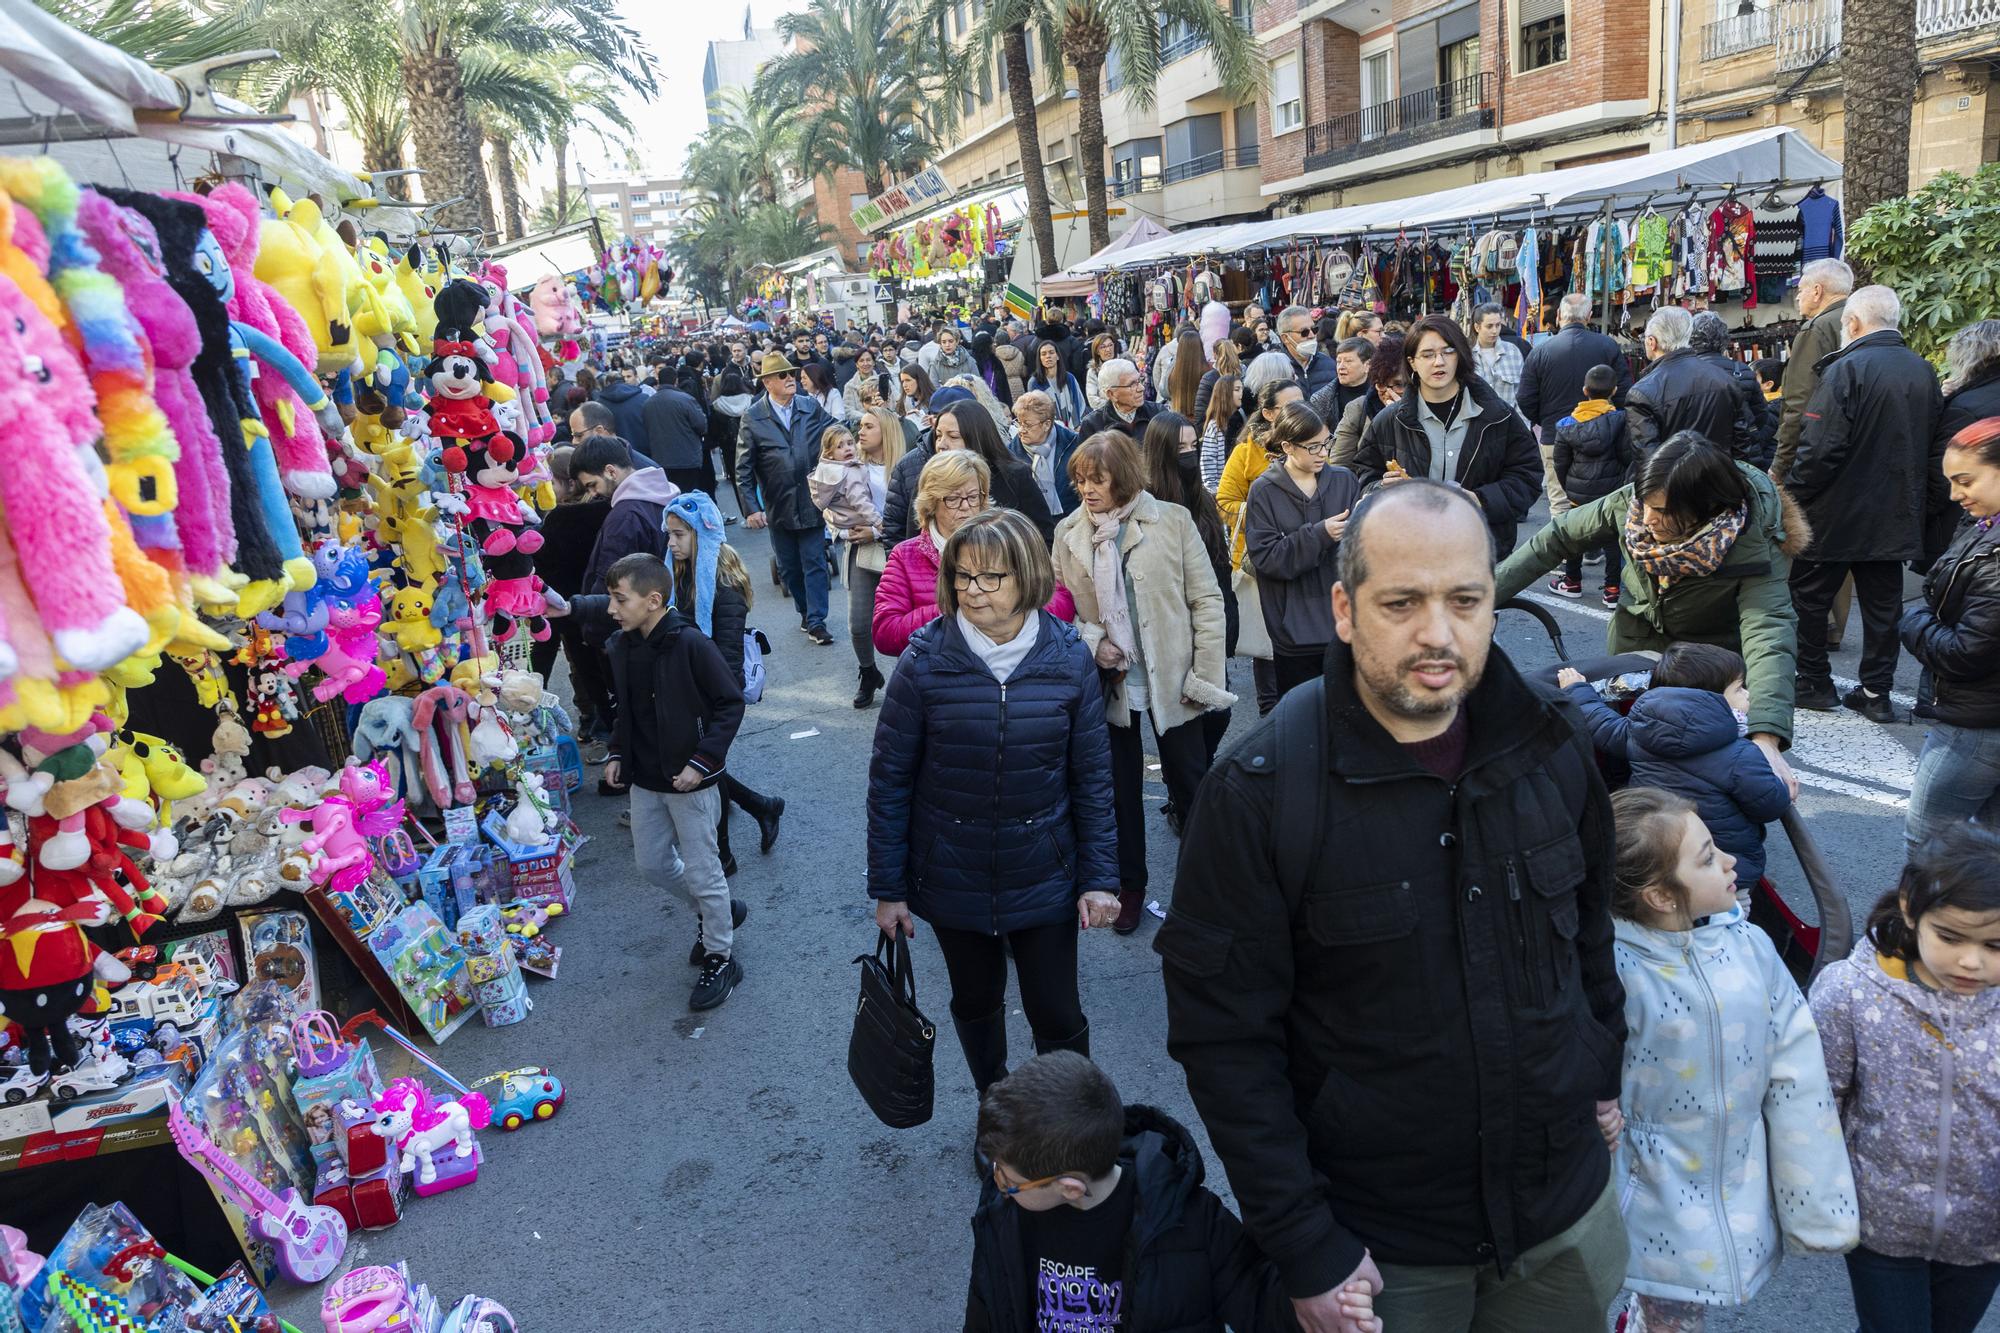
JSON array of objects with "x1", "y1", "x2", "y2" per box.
[
  {"x1": 109, "y1": 965, "x2": 207, "y2": 1028},
  {"x1": 48, "y1": 1058, "x2": 126, "y2": 1102},
  {"x1": 114, "y1": 945, "x2": 161, "y2": 983},
  {"x1": 468, "y1": 1067, "x2": 564, "y2": 1131},
  {"x1": 0, "y1": 1064, "x2": 45, "y2": 1105}
]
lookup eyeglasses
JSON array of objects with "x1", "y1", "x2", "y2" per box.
[
  {"x1": 1414, "y1": 348, "x2": 1458, "y2": 364},
  {"x1": 940, "y1": 491, "x2": 986, "y2": 511},
  {"x1": 992, "y1": 1161, "x2": 1067, "y2": 1195},
  {"x1": 1289, "y1": 438, "x2": 1334, "y2": 457},
  {"x1": 952, "y1": 570, "x2": 1012, "y2": 592}
]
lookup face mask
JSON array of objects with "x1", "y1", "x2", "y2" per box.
[{"x1": 1293, "y1": 337, "x2": 1318, "y2": 360}]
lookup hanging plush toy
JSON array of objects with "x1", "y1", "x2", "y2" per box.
[
  {"x1": 425, "y1": 279, "x2": 504, "y2": 455},
  {"x1": 446, "y1": 432, "x2": 554, "y2": 644},
  {"x1": 255, "y1": 188, "x2": 361, "y2": 376}
]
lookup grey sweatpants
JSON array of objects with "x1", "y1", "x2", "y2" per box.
[{"x1": 630, "y1": 783, "x2": 734, "y2": 957}]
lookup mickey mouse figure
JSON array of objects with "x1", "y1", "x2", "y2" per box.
[{"x1": 423, "y1": 278, "x2": 502, "y2": 452}]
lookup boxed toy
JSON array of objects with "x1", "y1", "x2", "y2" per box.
[
  {"x1": 478, "y1": 813, "x2": 582, "y2": 911},
  {"x1": 367, "y1": 904, "x2": 477, "y2": 1043},
  {"x1": 238, "y1": 910, "x2": 321, "y2": 1013}
]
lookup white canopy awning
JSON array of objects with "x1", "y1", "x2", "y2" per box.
[
  {"x1": 1078, "y1": 128, "x2": 1842, "y2": 270},
  {"x1": 1039, "y1": 215, "x2": 1171, "y2": 296}
]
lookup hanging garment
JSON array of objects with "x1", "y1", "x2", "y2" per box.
[
  {"x1": 1707, "y1": 199, "x2": 1756, "y2": 303},
  {"x1": 1630, "y1": 211, "x2": 1672, "y2": 294},
  {"x1": 1752, "y1": 206, "x2": 1802, "y2": 305},
  {"x1": 1513, "y1": 227, "x2": 1543, "y2": 327},
  {"x1": 1585, "y1": 217, "x2": 1632, "y2": 309},
  {"x1": 1798, "y1": 186, "x2": 1844, "y2": 263}
]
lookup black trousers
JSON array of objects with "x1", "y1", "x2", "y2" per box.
[
  {"x1": 1273, "y1": 648, "x2": 1326, "y2": 699},
  {"x1": 529, "y1": 617, "x2": 614, "y2": 737},
  {"x1": 1792, "y1": 557, "x2": 1904, "y2": 694},
  {"x1": 1106, "y1": 712, "x2": 1209, "y2": 892},
  {"x1": 1252, "y1": 657, "x2": 1280, "y2": 715},
  {"x1": 930, "y1": 920, "x2": 1085, "y2": 1046}
]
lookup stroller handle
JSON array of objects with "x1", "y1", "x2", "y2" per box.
[{"x1": 1525, "y1": 651, "x2": 1661, "y2": 688}]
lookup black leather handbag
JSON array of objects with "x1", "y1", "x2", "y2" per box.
[{"x1": 848, "y1": 930, "x2": 936, "y2": 1128}]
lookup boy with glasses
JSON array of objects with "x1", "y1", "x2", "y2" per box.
[{"x1": 966, "y1": 1052, "x2": 1371, "y2": 1332}]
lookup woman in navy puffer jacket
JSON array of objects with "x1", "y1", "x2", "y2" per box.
[{"x1": 868, "y1": 509, "x2": 1120, "y2": 1107}]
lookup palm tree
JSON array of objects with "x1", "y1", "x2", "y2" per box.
[
  {"x1": 461, "y1": 48, "x2": 569, "y2": 241},
  {"x1": 32, "y1": 0, "x2": 251, "y2": 65},
  {"x1": 757, "y1": 0, "x2": 937, "y2": 199},
  {"x1": 539, "y1": 59, "x2": 635, "y2": 228},
  {"x1": 1842, "y1": 0, "x2": 1918, "y2": 244},
  {"x1": 706, "y1": 88, "x2": 802, "y2": 208},
  {"x1": 241, "y1": 7, "x2": 413, "y2": 187}
]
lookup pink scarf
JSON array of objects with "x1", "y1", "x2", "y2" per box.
[{"x1": 1091, "y1": 499, "x2": 1140, "y2": 665}]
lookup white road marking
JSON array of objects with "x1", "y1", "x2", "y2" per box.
[{"x1": 1513, "y1": 592, "x2": 1916, "y2": 807}]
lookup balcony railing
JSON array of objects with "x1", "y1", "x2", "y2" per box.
[
  {"x1": 1160, "y1": 12, "x2": 1255, "y2": 64},
  {"x1": 1701, "y1": 8, "x2": 1775, "y2": 58},
  {"x1": 1919, "y1": 0, "x2": 2000, "y2": 36},
  {"x1": 1111, "y1": 171, "x2": 1164, "y2": 198},
  {"x1": 1302, "y1": 72, "x2": 1493, "y2": 174},
  {"x1": 1161, "y1": 145, "x2": 1260, "y2": 184},
  {"x1": 1776, "y1": 0, "x2": 1840, "y2": 70}
]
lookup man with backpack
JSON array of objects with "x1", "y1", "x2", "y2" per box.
[{"x1": 1157, "y1": 480, "x2": 1629, "y2": 1333}]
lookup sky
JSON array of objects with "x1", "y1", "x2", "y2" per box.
[{"x1": 554, "y1": 0, "x2": 816, "y2": 188}]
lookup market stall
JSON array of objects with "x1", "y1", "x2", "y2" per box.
[{"x1": 0, "y1": 10, "x2": 614, "y2": 1331}]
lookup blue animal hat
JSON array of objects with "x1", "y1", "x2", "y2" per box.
[{"x1": 663, "y1": 490, "x2": 725, "y2": 636}]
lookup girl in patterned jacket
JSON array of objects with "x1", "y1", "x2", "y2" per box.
[
  {"x1": 1810, "y1": 821, "x2": 2000, "y2": 1333},
  {"x1": 1607, "y1": 788, "x2": 1858, "y2": 1332}
]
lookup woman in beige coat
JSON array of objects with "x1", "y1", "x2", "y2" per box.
[{"x1": 1052, "y1": 431, "x2": 1233, "y2": 934}]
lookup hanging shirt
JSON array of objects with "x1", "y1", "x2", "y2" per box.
[
  {"x1": 1584, "y1": 217, "x2": 1630, "y2": 306},
  {"x1": 1630, "y1": 212, "x2": 1672, "y2": 293},
  {"x1": 1707, "y1": 200, "x2": 1756, "y2": 300},
  {"x1": 1513, "y1": 227, "x2": 1543, "y2": 327},
  {"x1": 1798, "y1": 189, "x2": 1845, "y2": 262},
  {"x1": 1675, "y1": 201, "x2": 1708, "y2": 299}
]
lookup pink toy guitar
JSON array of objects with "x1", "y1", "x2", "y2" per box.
[{"x1": 167, "y1": 1096, "x2": 348, "y2": 1282}]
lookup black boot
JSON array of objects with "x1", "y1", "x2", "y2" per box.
[
  {"x1": 853, "y1": 664, "x2": 885, "y2": 709},
  {"x1": 752, "y1": 794, "x2": 785, "y2": 854},
  {"x1": 716, "y1": 815, "x2": 739, "y2": 878},
  {"x1": 955, "y1": 1008, "x2": 1010, "y2": 1181},
  {"x1": 1034, "y1": 1023, "x2": 1090, "y2": 1059}
]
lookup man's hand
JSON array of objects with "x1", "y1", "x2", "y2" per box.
[
  {"x1": 848, "y1": 525, "x2": 874, "y2": 542},
  {"x1": 670, "y1": 765, "x2": 702, "y2": 793},
  {"x1": 1556, "y1": 667, "x2": 1587, "y2": 689},
  {"x1": 1750, "y1": 733, "x2": 1798, "y2": 801},
  {"x1": 1093, "y1": 639, "x2": 1125, "y2": 670},
  {"x1": 603, "y1": 759, "x2": 623, "y2": 788},
  {"x1": 1323, "y1": 509, "x2": 1350, "y2": 542},
  {"x1": 1292, "y1": 1253, "x2": 1384, "y2": 1333},
  {"x1": 745, "y1": 510, "x2": 768, "y2": 529},
  {"x1": 1596, "y1": 1099, "x2": 1625, "y2": 1152}
]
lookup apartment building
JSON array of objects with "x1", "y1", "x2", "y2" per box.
[
  {"x1": 703, "y1": 10, "x2": 788, "y2": 126},
  {"x1": 586, "y1": 177, "x2": 692, "y2": 247},
  {"x1": 1256, "y1": 0, "x2": 1666, "y2": 209},
  {"x1": 917, "y1": 1, "x2": 1268, "y2": 248},
  {"x1": 1678, "y1": 0, "x2": 2000, "y2": 182}
]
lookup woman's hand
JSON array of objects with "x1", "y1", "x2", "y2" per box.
[
  {"x1": 1595, "y1": 1099, "x2": 1624, "y2": 1152},
  {"x1": 1324, "y1": 509, "x2": 1350, "y2": 541},
  {"x1": 1093, "y1": 639, "x2": 1125, "y2": 669},
  {"x1": 1750, "y1": 733, "x2": 1798, "y2": 801},
  {"x1": 848, "y1": 525, "x2": 874, "y2": 542},
  {"x1": 876, "y1": 900, "x2": 917, "y2": 939},
  {"x1": 1078, "y1": 891, "x2": 1121, "y2": 931}
]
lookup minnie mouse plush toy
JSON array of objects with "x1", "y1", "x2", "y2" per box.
[
  {"x1": 450, "y1": 431, "x2": 556, "y2": 644},
  {"x1": 424, "y1": 279, "x2": 502, "y2": 454}
]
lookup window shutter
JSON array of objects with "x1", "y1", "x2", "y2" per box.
[
  {"x1": 1399, "y1": 23, "x2": 1439, "y2": 93},
  {"x1": 1438, "y1": 3, "x2": 1480, "y2": 45},
  {"x1": 1517, "y1": 0, "x2": 1564, "y2": 25}
]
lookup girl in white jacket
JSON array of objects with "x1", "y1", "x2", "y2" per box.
[{"x1": 1607, "y1": 787, "x2": 1858, "y2": 1332}]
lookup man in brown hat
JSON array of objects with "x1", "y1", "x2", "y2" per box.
[{"x1": 737, "y1": 351, "x2": 837, "y2": 645}]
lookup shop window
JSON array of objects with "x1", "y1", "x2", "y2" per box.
[{"x1": 1272, "y1": 54, "x2": 1302, "y2": 134}]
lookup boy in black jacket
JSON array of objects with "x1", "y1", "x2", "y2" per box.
[
  {"x1": 1549, "y1": 364, "x2": 1633, "y2": 609},
  {"x1": 966, "y1": 1052, "x2": 1370, "y2": 1333},
  {"x1": 602, "y1": 554, "x2": 748, "y2": 1011}
]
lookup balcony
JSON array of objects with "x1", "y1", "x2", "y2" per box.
[
  {"x1": 1160, "y1": 11, "x2": 1253, "y2": 65},
  {"x1": 1701, "y1": 8, "x2": 1775, "y2": 59},
  {"x1": 1161, "y1": 145, "x2": 1260, "y2": 184},
  {"x1": 1919, "y1": 0, "x2": 2000, "y2": 37},
  {"x1": 1301, "y1": 73, "x2": 1494, "y2": 174},
  {"x1": 1776, "y1": 0, "x2": 1840, "y2": 70},
  {"x1": 1112, "y1": 171, "x2": 1163, "y2": 198}
]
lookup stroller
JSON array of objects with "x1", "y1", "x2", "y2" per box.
[{"x1": 1501, "y1": 599, "x2": 1853, "y2": 985}]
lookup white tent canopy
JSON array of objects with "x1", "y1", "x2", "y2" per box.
[
  {"x1": 1077, "y1": 128, "x2": 1841, "y2": 271},
  {"x1": 1039, "y1": 216, "x2": 1171, "y2": 296}
]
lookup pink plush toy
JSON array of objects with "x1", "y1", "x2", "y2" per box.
[
  {"x1": 79, "y1": 189, "x2": 237, "y2": 599},
  {"x1": 202, "y1": 184, "x2": 338, "y2": 502},
  {"x1": 0, "y1": 274, "x2": 149, "y2": 672}
]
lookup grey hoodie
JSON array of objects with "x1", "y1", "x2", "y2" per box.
[{"x1": 1810, "y1": 941, "x2": 2000, "y2": 1265}]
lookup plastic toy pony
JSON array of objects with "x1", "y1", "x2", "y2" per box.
[{"x1": 369, "y1": 1077, "x2": 490, "y2": 1187}]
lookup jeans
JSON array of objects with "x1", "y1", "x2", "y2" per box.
[
  {"x1": 1563, "y1": 538, "x2": 1621, "y2": 588},
  {"x1": 769, "y1": 523, "x2": 830, "y2": 631},
  {"x1": 629, "y1": 783, "x2": 734, "y2": 957},
  {"x1": 1905, "y1": 721, "x2": 2000, "y2": 854},
  {"x1": 1845, "y1": 1246, "x2": 2000, "y2": 1333},
  {"x1": 847, "y1": 545, "x2": 885, "y2": 672},
  {"x1": 1373, "y1": 1176, "x2": 1628, "y2": 1332},
  {"x1": 1105, "y1": 712, "x2": 1210, "y2": 892},
  {"x1": 930, "y1": 920, "x2": 1086, "y2": 1048},
  {"x1": 1792, "y1": 558, "x2": 1904, "y2": 694}
]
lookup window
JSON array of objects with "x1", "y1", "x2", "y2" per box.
[
  {"x1": 1518, "y1": 0, "x2": 1567, "y2": 70},
  {"x1": 978, "y1": 60, "x2": 992, "y2": 104},
  {"x1": 1232, "y1": 103, "x2": 1258, "y2": 163},
  {"x1": 997, "y1": 52, "x2": 1008, "y2": 95},
  {"x1": 1360, "y1": 50, "x2": 1391, "y2": 109},
  {"x1": 1440, "y1": 35, "x2": 1480, "y2": 88},
  {"x1": 1004, "y1": 159, "x2": 1019, "y2": 176},
  {"x1": 849, "y1": 193, "x2": 869, "y2": 213},
  {"x1": 1164, "y1": 114, "x2": 1223, "y2": 173},
  {"x1": 630, "y1": 191, "x2": 650, "y2": 204},
  {"x1": 1272, "y1": 54, "x2": 1302, "y2": 134},
  {"x1": 952, "y1": 0, "x2": 967, "y2": 36},
  {"x1": 1105, "y1": 45, "x2": 1124, "y2": 94},
  {"x1": 962, "y1": 88, "x2": 976, "y2": 118}
]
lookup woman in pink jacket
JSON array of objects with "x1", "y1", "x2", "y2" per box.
[{"x1": 874, "y1": 451, "x2": 1073, "y2": 657}]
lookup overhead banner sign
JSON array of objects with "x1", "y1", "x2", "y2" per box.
[{"x1": 851, "y1": 167, "x2": 951, "y2": 234}]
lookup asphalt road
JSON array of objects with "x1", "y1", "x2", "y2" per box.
[{"x1": 272, "y1": 496, "x2": 1994, "y2": 1333}]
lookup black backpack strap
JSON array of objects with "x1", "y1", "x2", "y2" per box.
[{"x1": 1269, "y1": 677, "x2": 1328, "y2": 903}]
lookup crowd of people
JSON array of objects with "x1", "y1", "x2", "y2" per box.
[{"x1": 538, "y1": 268, "x2": 1999, "y2": 1332}]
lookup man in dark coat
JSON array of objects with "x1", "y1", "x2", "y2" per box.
[
  {"x1": 1625, "y1": 307, "x2": 1762, "y2": 460},
  {"x1": 1519, "y1": 293, "x2": 1632, "y2": 516},
  {"x1": 1785, "y1": 285, "x2": 1947, "y2": 722},
  {"x1": 1772, "y1": 258, "x2": 1854, "y2": 480},
  {"x1": 1075, "y1": 357, "x2": 1161, "y2": 442},
  {"x1": 640, "y1": 377, "x2": 713, "y2": 498},
  {"x1": 1277, "y1": 303, "x2": 1337, "y2": 398},
  {"x1": 594, "y1": 374, "x2": 653, "y2": 455},
  {"x1": 737, "y1": 351, "x2": 838, "y2": 644},
  {"x1": 1159, "y1": 481, "x2": 1627, "y2": 1332},
  {"x1": 1689, "y1": 311, "x2": 1775, "y2": 470}
]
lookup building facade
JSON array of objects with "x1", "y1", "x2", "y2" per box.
[
  {"x1": 1676, "y1": 0, "x2": 2000, "y2": 184},
  {"x1": 1256, "y1": 0, "x2": 1666, "y2": 210},
  {"x1": 585, "y1": 177, "x2": 691, "y2": 248},
  {"x1": 702, "y1": 10, "x2": 788, "y2": 125}
]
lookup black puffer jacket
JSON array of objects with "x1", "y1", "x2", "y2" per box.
[
  {"x1": 1787, "y1": 329, "x2": 1946, "y2": 563},
  {"x1": 1716, "y1": 355, "x2": 1775, "y2": 470},
  {"x1": 866, "y1": 611, "x2": 1117, "y2": 933},
  {"x1": 1517, "y1": 324, "x2": 1631, "y2": 437},
  {"x1": 964, "y1": 1105, "x2": 1295, "y2": 1333},
  {"x1": 1903, "y1": 517, "x2": 2000, "y2": 728},
  {"x1": 1157, "y1": 640, "x2": 1622, "y2": 1297},
  {"x1": 1350, "y1": 376, "x2": 1543, "y2": 552},
  {"x1": 1551, "y1": 405, "x2": 1633, "y2": 506},
  {"x1": 1625, "y1": 348, "x2": 1761, "y2": 461},
  {"x1": 881, "y1": 437, "x2": 932, "y2": 548}
]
